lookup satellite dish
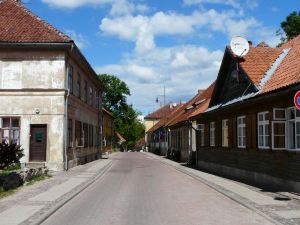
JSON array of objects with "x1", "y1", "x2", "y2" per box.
[{"x1": 230, "y1": 36, "x2": 250, "y2": 57}]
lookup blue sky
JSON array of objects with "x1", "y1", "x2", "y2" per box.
[{"x1": 25, "y1": 0, "x2": 299, "y2": 115}]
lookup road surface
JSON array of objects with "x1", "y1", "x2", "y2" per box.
[{"x1": 42, "y1": 153, "x2": 274, "y2": 225}]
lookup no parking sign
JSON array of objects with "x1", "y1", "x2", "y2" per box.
[{"x1": 294, "y1": 91, "x2": 300, "y2": 110}]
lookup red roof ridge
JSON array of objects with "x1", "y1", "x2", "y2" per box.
[{"x1": 0, "y1": 0, "x2": 72, "y2": 43}]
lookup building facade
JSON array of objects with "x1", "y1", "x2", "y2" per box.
[
  {"x1": 193, "y1": 38, "x2": 300, "y2": 192},
  {"x1": 102, "y1": 108, "x2": 115, "y2": 153},
  {"x1": 0, "y1": 0, "x2": 103, "y2": 171}
]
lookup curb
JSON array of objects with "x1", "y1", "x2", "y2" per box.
[
  {"x1": 32, "y1": 160, "x2": 113, "y2": 225},
  {"x1": 145, "y1": 152, "x2": 283, "y2": 225}
]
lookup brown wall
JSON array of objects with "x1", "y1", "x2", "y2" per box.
[{"x1": 195, "y1": 87, "x2": 300, "y2": 191}]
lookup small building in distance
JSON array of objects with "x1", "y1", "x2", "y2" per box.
[{"x1": 102, "y1": 108, "x2": 115, "y2": 154}]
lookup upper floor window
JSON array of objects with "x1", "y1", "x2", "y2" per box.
[
  {"x1": 68, "y1": 65, "x2": 73, "y2": 94},
  {"x1": 83, "y1": 81, "x2": 88, "y2": 102},
  {"x1": 89, "y1": 87, "x2": 93, "y2": 106},
  {"x1": 68, "y1": 119, "x2": 73, "y2": 147},
  {"x1": 0, "y1": 117, "x2": 20, "y2": 145},
  {"x1": 257, "y1": 112, "x2": 269, "y2": 149},
  {"x1": 77, "y1": 73, "x2": 81, "y2": 99},
  {"x1": 237, "y1": 116, "x2": 246, "y2": 148},
  {"x1": 198, "y1": 124, "x2": 205, "y2": 147},
  {"x1": 222, "y1": 119, "x2": 229, "y2": 147},
  {"x1": 210, "y1": 122, "x2": 215, "y2": 147}
]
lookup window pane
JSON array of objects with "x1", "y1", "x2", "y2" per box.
[
  {"x1": 265, "y1": 124, "x2": 269, "y2": 135},
  {"x1": 11, "y1": 130, "x2": 20, "y2": 145},
  {"x1": 296, "y1": 122, "x2": 300, "y2": 135},
  {"x1": 296, "y1": 109, "x2": 300, "y2": 118},
  {"x1": 258, "y1": 114, "x2": 263, "y2": 122},
  {"x1": 258, "y1": 135, "x2": 263, "y2": 146},
  {"x1": 265, "y1": 112, "x2": 269, "y2": 120},
  {"x1": 11, "y1": 118, "x2": 19, "y2": 128},
  {"x1": 3, "y1": 118, "x2": 10, "y2": 128},
  {"x1": 297, "y1": 136, "x2": 300, "y2": 149},
  {"x1": 274, "y1": 136, "x2": 285, "y2": 149},
  {"x1": 259, "y1": 125, "x2": 263, "y2": 135},
  {"x1": 2, "y1": 129, "x2": 9, "y2": 142},
  {"x1": 274, "y1": 123, "x2": 285, "y2": 135},
  {"x1": 265, "y1": 135, "x2": 269, "y2": 147}
]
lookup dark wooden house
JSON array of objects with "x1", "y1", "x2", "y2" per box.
[{"x1": 192, "y1": 36, "x2": 300, "y2": 192}]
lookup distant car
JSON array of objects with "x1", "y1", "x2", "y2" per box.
[{"x1": 128, "y1": 150, "x2": 132, "y2": 152}]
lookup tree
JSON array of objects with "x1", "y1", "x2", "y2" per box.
[
  {"x1": 98, "y1": 74, "x2": 145, "y2": 149},
  {"x1": 277, "y1": 11, "x2": 300, "y2": 43},
  {"x1": 98, "y1": 74, "x2": 130, "y2": 112}
]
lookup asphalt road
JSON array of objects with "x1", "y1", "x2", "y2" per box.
[{"x1": 41, "y1": 153, "x2": 274, "y2": 225}]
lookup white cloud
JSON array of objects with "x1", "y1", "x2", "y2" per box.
[
  {"x1": 41, "y1": 0, "x2": 149, "y2": 16},
  {"x1": 183, "y1": 0, "x2": 258, "y2": 10},
  {"x1": 64, "y1": 30, "x2": 89, "y2": 49},
  {"x1": 96, "y1": 45, "x2": 223, "y2": 114}
]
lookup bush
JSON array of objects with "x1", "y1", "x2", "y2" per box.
[{"x1": 0, "y1": 141, "x2": 24, "y2": 170}]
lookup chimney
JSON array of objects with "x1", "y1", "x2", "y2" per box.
[{"x1": 248, "y1": 41, "x2": 253, "y2": 47}]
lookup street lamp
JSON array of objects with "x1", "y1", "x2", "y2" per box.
[{"x1": 155, "y1": 87, "x2": 167, "y2": 155}]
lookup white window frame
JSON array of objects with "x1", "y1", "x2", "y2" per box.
[
  {"x1": 210, "y1": 122, "x2": 215, "y2": 147},
  {"x1": 222, "y1": 119, "x2": 229, "y2": 147},
  {"x1": 237, "y1": 116, "x2": 246, "y2": 148},
  {"x1": 273, "y1": 108, "x2": 286, "y2": 121},
  {"x1": 198, "y1": 124, "x2": 205, "y2": 147},
  {"x1": 272, "y1": 121, "x2": 286, "y2": 150},
  {"x1": 286, "y1": 107, "x2": 300, "y2": 151},
  {"x1": 257, "y1": 112, "x2": 270, "y2": 149}
]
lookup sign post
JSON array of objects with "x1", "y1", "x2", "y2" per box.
[{"x1": 294, "y1": 91, "x2": 300, "y2": 110}]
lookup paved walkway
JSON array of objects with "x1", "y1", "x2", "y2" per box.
[
  {"x1": 144, "y1": 152, "x2": 300, "y2": 225},
  {"x1": 0, "y1": 155, "x2": 115, "y2": 225}
]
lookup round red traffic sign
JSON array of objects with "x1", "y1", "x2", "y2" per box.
[{"x1": 294, "y1": 91, "x2": 300, "y2": 110}]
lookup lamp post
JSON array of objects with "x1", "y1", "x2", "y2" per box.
[{"x1": 156, "y1": 86, "x2": 167, "y2": 155}]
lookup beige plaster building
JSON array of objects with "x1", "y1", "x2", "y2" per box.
[{"x1": 0, "y1": 0, "x2": 103, "y2": 171}]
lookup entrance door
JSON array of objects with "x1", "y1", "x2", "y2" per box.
[{"x1": 30, "y1": 124, "x2": 47, "y2": 162}]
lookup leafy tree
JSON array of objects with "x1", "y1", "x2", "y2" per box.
[
  {"x1": 277, "y1": 11, "x2": 300, "y2": 44},
  {"x1": 98, "y1": 74, "x2": 145, "y2": 149},
  {"x1": 98, "y1": 74, "x2": 130, "y2": 112}
]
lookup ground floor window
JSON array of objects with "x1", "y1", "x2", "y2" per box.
[
  {"x1": 272, "y1": 121, "x2": 286, "y2": 150},
  {"x1": 0, "y1": 117, "x2": 20, "y2": 145},
  {"x1": 222, "y1": 120, "x2": 229, "y2": 147},
  {"x1": 83, "y1": 123, "x2": 88, "y2": 147},
  {"x1": 198, "y1": 124, "x2": 205, "y2": 147},
  {"x1": 89, "y1": 125, "x2": 94, "y2": 147},
  {"x1": 68, "y1": 119, "x2": 73, "y2": 147},
  {"x1": 75, "y1": 121, "x2": 83, "y2": 147},
  {"x1": 237, "y1": 116, "x2": 246, "y2": 148},
  {"x1": 257, "y1": 112, "x2": 269, "y2": 149},
  {"x1": 286, "y1": 107, "x2": 300, "y2": 150},
  {"x1": 210, "y1": 122, "x2": 215, "y2": 147}
]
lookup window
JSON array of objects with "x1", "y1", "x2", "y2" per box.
[
  {"x1": 198, "y1": 124, "x2": 205, "y2": 147},
  {"x1": 273, "y1": 108, "x2": 286, "y2": 120},
  {"x1": 77, "y1": 73, "x2": 81, "y2": 98},
  {"x1": 75, "y1": 121, "x2": 83, "y2": 147},
  {"x1": 237, "y1": 116, "x2": 246, "y2": 148},
  {"x1": 0, "y1": 118, "x2": 20, "y2": 145},
  {"x1": 210, "y1": 122, "x2": 215, "y2": 147},
  {"x1": 83, "y1": 123, "x2": 88, "y2": 147},
  {"x1": 257, "y1": 112, "x2": 269, "y2": 149},
  {"x1": 83, "y1": 81, "x2": 88, "y2": 102},
  {"x1": 68, "y1": 119, "x2": 73, "y2": 147},
  {"x1": 272, "y1": 121, "x2": 286, "y2": 150},
  {"x1": 89, "y1": 125, "x2": 94, "y2": 147},
  {"x1": 286, "y1": 107, "x2": 300, "y2": 150},
  {"x1": 222, "y1": 119, "x2": 229, "y2": 147},
  {"x1": 89, "y1": 87, "x2": 93, "y2": 105},
  {"x1": 68, "y1": 64, "x2": 73, "y2": 94}
]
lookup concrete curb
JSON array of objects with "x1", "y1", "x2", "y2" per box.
[
  {"x1": 32, "y1": 160, "x2": 113, "y2": 225},
  {"x1": 144, "y1": 152, "x2": 283, "y2": 225}
]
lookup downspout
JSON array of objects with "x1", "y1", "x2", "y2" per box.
[{"x1": 64, "y1": 46, "x2": 73, "y2": 171}]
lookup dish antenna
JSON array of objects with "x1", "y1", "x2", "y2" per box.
[{"x1": 230, "y1": 36, "x2": 250, "y2": 58}]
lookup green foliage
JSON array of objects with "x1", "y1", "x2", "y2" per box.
[
  {"x1": 0, "y1": 142, "x2": 24, "y2": 170},
  {"x1": 98, "y1": 74, "x2": 145, "y2": 149},
  {"x1": 277, "y1": 11, "x2": 300, "y2": 44},
  {"x1": 98, "y1": 74, "x2": 131, "y2": 112}
]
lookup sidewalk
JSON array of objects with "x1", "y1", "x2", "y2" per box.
[
  {"x1": 0, "y1": 153, "x2": 117, "y2": 225},
  {"x1": 144, "y1": 152, "x2": 300, "y2": 225}
]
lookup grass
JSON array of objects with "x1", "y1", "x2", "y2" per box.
[
  {"x1": 0, "y1": 188, "x2": 16, "y2": 199},
  {"x1": 25, "y1": 174, "x2": 51, "y2": 186}
]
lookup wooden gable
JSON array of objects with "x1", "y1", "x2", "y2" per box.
[{"x1": 209, "y1": 47, "x2": 257, "y2": 107}]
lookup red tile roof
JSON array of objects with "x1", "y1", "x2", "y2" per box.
[
  {"x1": 145, "y1": 103, "x2": 182, "y2": 120},
  {"x1": 238, "y1": 46, "x2": 282, "y2": 86},
  {"x1": 261, "y1": 36, "x2": 300, "y2": 93},
  {"x1": 0, "y1": 0, "x2": 71, "y2": 43}
]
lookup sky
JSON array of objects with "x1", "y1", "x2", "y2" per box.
[{"x1": 24, "y1": 0, "x2": 299, "y2": 116}]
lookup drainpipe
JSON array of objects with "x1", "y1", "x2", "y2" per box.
[{"x1": 64, "y1": 48, "x2": 72, "y2": 171}]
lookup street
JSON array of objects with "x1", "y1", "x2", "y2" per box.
[{"x1": 41, "y1": 153, "x2": 274, "y2": 225}]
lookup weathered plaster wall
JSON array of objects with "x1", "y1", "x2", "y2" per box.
[
  {"x1": 0, "y1": 51, "x2": 65, "y2": 89},
  {"x1": 0, "y1": 50, "x2": 66, "y2": 171}
]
